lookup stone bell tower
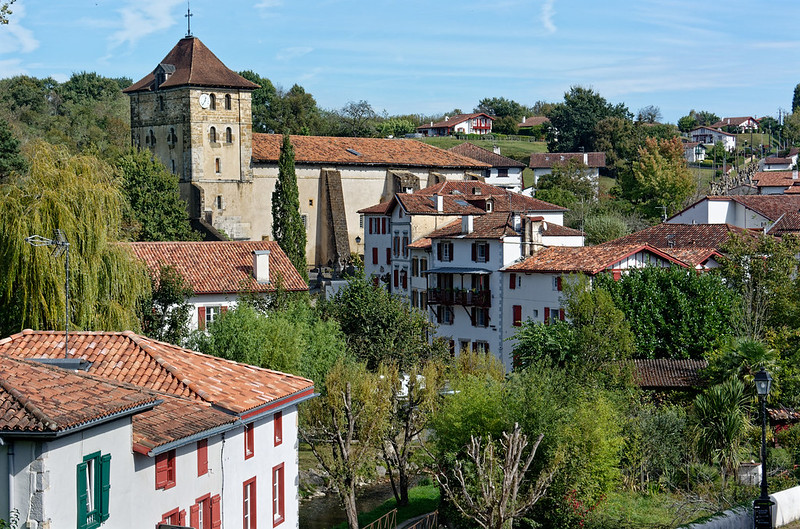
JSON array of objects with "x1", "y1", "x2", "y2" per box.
[{"x1": 124, "y1": 34, "x2": 259, "y2": 239}]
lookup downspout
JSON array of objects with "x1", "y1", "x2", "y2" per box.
[{"x1": 3, "y1": 439, "x2": 14, "y2": 517}]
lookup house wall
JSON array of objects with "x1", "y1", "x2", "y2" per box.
[
  {"x1": 485, "y1": 168, "x2": 523, "y2": 192},
  {"x1": 501, "y1": 271, "x2": 568, "y2": 356},
  {"x1": 541, "y1": 235, "x2": 584, "y2": 247}
]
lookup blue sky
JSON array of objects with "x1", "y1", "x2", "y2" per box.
[{"x1": 2, "y1": 0, "x2": 799, "y2": 124}]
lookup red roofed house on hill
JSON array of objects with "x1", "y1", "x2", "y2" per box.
[
  {"x1": 125, "y1": 36, "x2": 489, "y2": 274},
  {"x1": 128, "y1": 240, "x2": 307, "y2": 330},
  {"x1": 416, "y1": 113, "x2": 494, "y2": 137},
  {"x1": 0, "y1": 330, "x2": 314, "y2": 529}
]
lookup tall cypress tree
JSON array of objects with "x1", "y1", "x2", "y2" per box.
[{"x1": 272, "y1": 134, "x2": 308, "y2": 281}]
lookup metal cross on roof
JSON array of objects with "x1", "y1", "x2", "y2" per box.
[{"x1": 185, "y1": 1, "x2": 193, "y2": 37}]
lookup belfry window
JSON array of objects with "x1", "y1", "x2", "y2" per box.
[
  {"x1": 225, "y1": 127, "x2": 232, "y2": 144},
  {"x1": 209, "y1": 127, "x2": 217, "y2": 143},
  {"x1": 209, "y1": 94, "x2": 216, "y2": 110},
  {"x1": 224, "y1": 94, "x2": 231, "y2": 110}
]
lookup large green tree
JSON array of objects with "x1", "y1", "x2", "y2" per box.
[
  {"x1": 116, "y1": 148, "x2": 198, "y2": 241},
  {"x1": 545, "y1": 86, "x2": 631, "y2": 152},
  {"x1": 271, "y1": 134, "x2": 308, "y2": 280},
  {"x1": 0, "y1": 141, "x2": 150, "y2": 336},
  {"x1": 474, "y1": 96, "x2": 532, "y2": 120},
  {"x1": 0, "y1": 117, "x2": 27, "y2": 180},
  {"x1": 139, "y1": 264, "x2": 194, "y2": 346},
  {"x1": 239, "y1": 70, "x2": 280, "y2": 133}
]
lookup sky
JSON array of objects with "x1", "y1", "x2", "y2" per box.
[{"x1": 2, "y1": 0, "x2": 800, "y2": 125}]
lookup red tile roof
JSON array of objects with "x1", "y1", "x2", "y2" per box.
[
  {"x1": 427, "y1": 213, "x2": 518, "y2": 240},
  {"x1": 419, "y1": 181, "x2": 567, "y2": 212},
  {"x1": 671, "y1": 195, "x2": 800, "y2": 223},
  {"x1": 529, "y1": 152, "x2": 606, "y2": 168},
  {"x1": 633, "y1": 359, "x2": 707, "y2": 389},
  {"x1": 395, "y1": 193, "x2": 486, "y2": 215},
  {"x1": 407, "y1": 237, "x2": 432, "y2": 249},
  {"x1": 0, "y1": 356, "x2": 158, "y2": 434},
  {"x1": 127, "y1": 241, "x2": 307, "y2": 294},
  {"x1": 519, "y1": 116, "x2": 550, "y2": 128},
  {"x1": 709, "y1": 117, "x2": 757, "y2": 129},
  {"x1": 0, "y1": 330, "x2": 314, "y2": 416},
  {"x1": 416, "y1": 113, "x2": 493, "y2": 130},
  {"x1": 124, "y1": 37, "x2": 259, "y2": 93},
  {"x1": 753, "y1": 171, "x2": 800, "y2": 188},
  {"x1": 504, "y1": 243, "x2": 688, "y2": 274},
  {"x1": 604, "y1": 223, "x2": 749, "y2": 249},
  {"x1": 447, "y1": 143, "x2": 526, "y2": 168},
  {"x1": 251, "y1": 134, "x2": 489, "y2": 169},
  {"x1": 768, "y1": 212, "x2": 800, "y2": 235},
  {"x1": 661, "y1": 247, "x2": 721, "y2": 267},
  {"x1": 542, "y1": 223, "x2": 585, "y2": 237}
]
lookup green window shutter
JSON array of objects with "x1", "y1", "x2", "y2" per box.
[
  {"x1": 100, "y1": 454, "x2": 111, "y2": 521},
  {"x1": 77, "y1": 461, "x2": 89, "y2": 529}
]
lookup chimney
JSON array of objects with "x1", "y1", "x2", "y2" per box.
[
  {"x1": 493, "y1": 145, "x2": 501, "y2": 155},
  {"x1": 253, "y1": 250, "x2": 271, "y2": 283},
  {"x1": 434, "y1": 193, "x2": 443, "y2": 212},
  {"x1": 462, "y1": 215, "x2": 474, "y2": 234},
  {"x1": 793, "y1": 170, "x2": 798, "y2": 180},
  {"x1": 445, "y1": 115, "x2": 449, "y2": 121},
  {"x1": 521, "y1": 116, "x2": 526, "y2": 124},
  {"x1": 583, "y1": 152, "x2": 588, "y2": 165}
]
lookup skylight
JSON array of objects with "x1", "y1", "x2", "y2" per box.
[{"x1": 346, "y1": 148, "x2": 361, "y2": 156}]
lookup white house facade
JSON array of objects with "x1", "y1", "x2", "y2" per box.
[
  {"x1": 690, "y1": 127, "x2": 736, "y2": 152},
  {"x1": 667, "y1": 195, "x2": 800, "y2": 230}
]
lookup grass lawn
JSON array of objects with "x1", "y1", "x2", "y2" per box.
[
  {"x1": 331, "y1": 483, "x2": 440, "y2": 529},
  {"x1": 588, "y1": 491, "x2": 716, "y2": 528},
  {"x1": 415, "y1": 137, "x2": 547, "y2": 164}
]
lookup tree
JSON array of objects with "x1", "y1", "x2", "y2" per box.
[
  {"x1": 0, "y1": 141, "x2": 150, "y2": 336},
  {"x1": 300, "y1": 359, "x2": 391, "y2": 529},
  {"x1": 677, "y1": 114, "x2": 698, "y2": 133},
  {"x1": 140, "y1": 265, "x2": 193, "y2": 345},
  {"x1": 793, "y1": 84, "x2": 800, "y2": 113},
  {"x1": 492, "y1": 115, "x2": 518, "y2": 135},
  {"x1": 239, "y1": 70, "x2": 280, "y2": 133},
  {"x1": 583, "y1": 213, "x2": 631, "y2": 245},
  {"x1": 636, "y1": 105, "x2": 662, "y2": 124},
  {"x1": 695, "y1": 110, "x2": 720, "y2": 127},
  {"x1": 378, "y1": 117, "x2": 416, "y2": 138},
  {"x1": 282, "y1": 84, "x2": 320, "y2": 135},
  {"x1": 511, "y1": 319, "x2": 577, "y2": 370},
  {"x1": 271, "y1": 134, "x2": 308, "y2": 280},
  {"x1": 545, "y1": 86, "x2": 631, "y2": 153},
  {"x1": 116, "y1": 149, "x2": 199, "y2": 241},
  {"x1": 320, "y1": 272, "x2": 446, "y2": 370},
  {"x1": 536, "y1": 158, "x2": 596, "y2": 202},
  {"x1": 594, "y1": 116, "x2": 638, "y2": 176},
  {"x1": 0, "y1": 0, "x2": 15, "y2": 24},
  {"x1": 340, "y1": 100, "x2": 377, "y2": 137},
  {"x1": 0, "y1": 117, "x2": 27, "y2": 180},
  {"x1": 474, "y1": 97, "x2": 531, "y2": 120}
]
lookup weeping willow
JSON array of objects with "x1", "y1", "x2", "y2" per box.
[{"x1": 0, "y1": 141, "x2": 150, "y2": 337}]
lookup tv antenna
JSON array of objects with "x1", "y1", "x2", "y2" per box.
[{"x1": 25, "y1": 230, "x2": 70, "y2": 358}]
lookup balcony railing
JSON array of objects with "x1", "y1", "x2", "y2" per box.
[{"x1": 427, "y1": 288, "x2": 491, "y2": 307}]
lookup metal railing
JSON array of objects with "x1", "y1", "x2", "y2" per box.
[
  {"x1": 427, "y1": 288, "x2": 491, "y2": 307},
  {"x1": 361, "y1": 508, "x2": 397, "y2": 529},
  {"x1": 405, "y1": 511, "x2": 438, "y2": 529}
]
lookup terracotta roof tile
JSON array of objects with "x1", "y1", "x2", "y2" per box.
[
  {"x1": 447, "y1": 143, "x2": 526, "y2": 168},
  {"x1": 428, "y1": 212, "x2": 517, "y2": 240},
  {"x1": 127, "y1": 241, "x2": 307, "y2": 294},
  {"x1": 407, "y1": 237, "x2": 432, "y2": 249},
  {"x1": 529, "y1": 152, "x2": 606, "y2": 168},
  {"x1": 132, "y1": 395, "x2": 236, "y2": 451},
  {"x1": 0, "y1": 331, "x2": 314, "y2": 416},
  {"x1": 542, "y1": 224, "x2": 585, "y2": 237},
  {"x1": 0, "y1": 356, "x2": 158, "y2": 434},
  {"x1": 124, "y1": 37, "x2": 259, "y2": 93},
  {"x1": 418, "y1": 181, "x2": 567, "y2": 212},
  {"x1": 661, "y1": 247, "x2": 721, "y2": 267},
  {"x1": 416, "y1": 113, "x2": 493, "y2": 130},
  {"x1": 519, "y1": 116, "x2": 550, "y2": 128},
  {"x1": 504, "y1": 243, "x2": 688, "y2": 274},
  {"x1": 768, "y1": 212, "x2": 800, "y2": 235},
  {"x1": 604, "y1": 223, "x2": 749, "y2": 249},
  {"x1": 753, "y1": 171, "x2": 800, "y2": 188},
  {"x1": 395, "y1": 194, "x2": 485, "y2": 215},
  {"x1": 633, "y1": 359, "x2": 707, "y2": 389},
  {"x1": 251, "y1": 134, "x2": 488, "y2": 169}
]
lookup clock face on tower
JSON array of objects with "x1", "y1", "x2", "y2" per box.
[{"x1": 199, "y1": 93, "x2": 211, "y2": 109}]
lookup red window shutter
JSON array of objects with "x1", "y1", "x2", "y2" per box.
[
  {"x1": 372, "y1": 247, "x2": 378, "y2": 265},
  {"x1": 559, "y1": 308, "x2": 565, "y2": 321},
  {"x1": 245, "y1": 423, "x2": 254, "y2": 459},
  {"x1": 471, "y1": 242, "x2": 477, "y2": 261},
  {"x1": 369, "y1": 218, "x2": 373, "y2": 234},
  {"x1": 211, "y1": 495, "x2": 222, "y2": 529},
  {"x1": 437, "y1": 243, "x2": 442, "y2": 261},
  {"x1": 472, "y1": 341, "x2": 478, "y2": 352},
  {"x1": 402, "y1": 273, "x2": 407, "y2": 289},
  {"x1": 448, "y1": 243, "x2": 453, "y2": 261},
  {"x1": 155, "y1": 453, "x2": 168, "y2": 489},
  {"x1": 220, "y1": 306, "x2": 228, "y2": 314},
  {"x1": 278, "y1": 465, "x2": 285, "y2": 524},
  {"x1": 509, "y1": 273, "x2": 516, "y2": 290},
  {"x1": 197, "y1": 439, "x2": 208, "y2": 476},
  {"x1": 386, "y1": 248, "x2": 391, "y2": 264},
  {"x1": 513, "y1": 305, "x2": 522, "y2": 326},
  {"x1": 372, "y1": 276, "x2": 379, "y2": 287},
  {"x1": 544, "y1": 307, "x2": 550, "y2": 323},
  {"x1": 382, "y1": 217, "x2": 387, "y2": 233},
  {"x1": 198, "y1": 306, "x2": 206, "y2": 330},
  {"x1": 190, "y1": 504, "x2": 200, "y2": 529},
  {"x1": 179, "y1": 510, "x2": 187, "y2": 525},
  {"x1": 613, "y1": 270, "x2": 622, "y2": 281},
  {"x1": 274, "y1": 411, "x2": 283, "y2": 447},
  {"x1": 394, "y1": 269, "x2": 399, "y2": 287}
]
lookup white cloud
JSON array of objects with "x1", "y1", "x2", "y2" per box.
[
  {"x1": 0, "y1": 58, "x2": 27, "y2": 78},
  {"x1": 0, "y1": 2, "x2": 39, "y2": 56},
  {"x1": 108, "y1": 0, "x2": 184, "y2": 49},
  {"x1": 276, "y1": 46, "x2": 313, "y2": 61},
  {"x1": 540, "y1": 0, "x2": 556, "y2": 34},
  {"x1": 255, "y1": 0, "x2": 282, "y2": 17}
]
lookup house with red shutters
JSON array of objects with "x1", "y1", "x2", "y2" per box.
[
  {"x1": 416, "y1": 113, "x2": 494, "y2": 136},
  {"x1": 0, "y1": 330, "x2": 314, "y2": 529},
  {"x1": 128, "y1": 241, "x2": 307, "y2": 331}
]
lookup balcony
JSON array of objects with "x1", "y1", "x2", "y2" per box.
[{"x1": 427, "y1": 288, "x2": 491, "y2": 307}]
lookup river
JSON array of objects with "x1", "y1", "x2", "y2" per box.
[{"x1": 299, "y1": 480, "x2": 402, "y2": 529}]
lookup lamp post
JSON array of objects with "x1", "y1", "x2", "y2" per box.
[{"x1": 753, "y1": 367, "x2": 774, "y2": 529}]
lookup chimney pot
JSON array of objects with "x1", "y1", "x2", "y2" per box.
[{"x1": 253, "y1": 250, "x2": 271, "y2": 283}]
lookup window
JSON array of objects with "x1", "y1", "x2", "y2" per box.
[
  {"x1": 401, "y1": 270, "x2": 408, "y2": 290},
  {"x1": 155, "y1": 450, "x2": 176, "y2": 490},
  {"x1": 497, "y1": 168, "x2": 508, "y2": 178},
  {"x1": 198, "y1": 306, "x2": 221, "y2": 330},
  {"x1": 472, "y1": 307, "x2": 489, "y2": 328},
  {"x1": 386, "y1": 247, "x2": 391, "y2": 265},
  {"x1": 215, "y1": 158, "x2": 221, "y2": 173},
  {"x1": 168, "y1": 127, "x2": 177, "y2": 147},
  {"x1": 77, "y1": 451, "x2": 110, "y2": 529},
  {"x1": 513, "y1": 305, "x2": 522, "y2": 327},
  {"x1": 209, "y1": 94, "x2": 216, "y2": 110},
  {"x1": 272, "y1": 464, "x2": 285, "y2": 526},
  {"x1": 420, "y1": 258, "x2": 427, "y2": 275},
  {"x1": 171, "y1": 160, "x2": 176, "y2": 174},
  {"x1": 393, "y1": 269, "x2": 399, "y2": 288},
  {"x1": 372, "y1": 247, "x2": 378, "y2": 265},
  {"x1": 160, "y1": 507, "x2": 186, "y2": 527},
  {"x1": 412, "y1": 257, "x2": 419, "y2": 277},
  {"x1": 472, "y1": 242, "x2": 490, "y2": 263},
  {"x1": 225, "y1": 94, "x2": 232, "y2": 110},
  {"x1": 191, "y1": 494, "x2": 214, "y2": 529},
  {"x1": 459, "y1": 340, "x2": 470, "y2": 353},
  {"x1": 197, "y1": 439, "x2": 208, "y2": 476},
  {"x1": 226, "y1": 127, "x2": 233, "y2": 144},
  {"x1": 308, "y1": 199, "x2": 314, "y2": 207},
  {"x1": 411, "y1": 289, "x2": 419, "y2": 308},
  {"x1": 437, "y1": 242, "x2": 453, "y2": 262},
  {"x1": 485, "y1": 200, "x2": 494, "y2": 212},
  {"x1": 301, "y1": 215, "x2": 308, "y2": 229},
  {"x1": 243, "y1": 477, "x2": 257, "y2": 529},
  {"x1": 274, "y1": 411, "x2": 283, "y2": 446},
  {"x1": 148, "y1": 129, "x2": 156, "y2": 146},
  {"x1": 159, "y1": 95, "x2": 165, "y2": 111},
  {"x1": 437, "y1": 306, "x2": 454, "y2": 325},
  {"x1": 392, "y1": 235, "x2": 400, "y2": 258},
  {"x1": 210, "y1": 126, "x2": 217, "y2": 143},
  {"x1": 553, "y1": 276, "x2": 562, "y2": 291},
  {"x1": 420, "y1": 290, "x2": 427, "y2": 310},
  {"x1": 402, "y1": 235, "x2": 409, "y2": 257},
  {"x1": 508, "y1": 273, "x2": 517, "y2": 290},
  {"x1": 473, "y1": 341, "x2": 489, "y2": 354},
  {"x1": 216, "y1": 195, "x2": 224, "y2": 210},
  {"x1": 359, "y1": 214, "x2": 364, "y2": 228},
  {"x1": 244, "y1": 423, "x2": 254, "y2": 459}
]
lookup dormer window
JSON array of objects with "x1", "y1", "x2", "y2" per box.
[{"x1": 485, "y1": 200, "x2": 493, "y2": 212}]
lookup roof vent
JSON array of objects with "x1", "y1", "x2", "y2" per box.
[
  {"x1": 32, "y1": 358, "x2": 92, "y2": 371},
  {"x1": 346, "y1": 148, "x2": 361, "y2": 156}
]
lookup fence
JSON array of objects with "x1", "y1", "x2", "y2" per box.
[
  {"x1": 404, "y1": 511, "x2": 438, "y2": 529},
  {"x1": 361, "y1": 509, "x2": 396, "y2": 529}
]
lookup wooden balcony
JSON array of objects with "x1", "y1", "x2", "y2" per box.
[{"x1": 427, "y1": 288, "x2": 491, "y2": 307}]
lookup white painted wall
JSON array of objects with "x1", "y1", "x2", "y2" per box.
[{"x1": 542, "y1": 235, "x2": 584, "y2": 247}]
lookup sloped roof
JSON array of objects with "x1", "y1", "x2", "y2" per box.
[
  {"x1": 753, "y1": 171, "x2": 799, "y2": 188},
  {"x1": 0, "y1": 356, "x2": 158, "y2": 434},
  {"x1": 416, "y1": 113, "x2": 494, "y2": 130},
  {"x1": 690, "y1": 126, "x2": 736, "y2": 137},
  {"x1": 519, "y1": 116, "x2": 550, "y2": 128},
  {"x1": 662, "y1": 247, "x2": 721, "y2": 267},
  {"x1": 407, "y1": 237, "x2": 432, "y2": 249},
  {"x1": 604, "y1": 223, "x2": 749, "y2": 249},
  {"x1": 0, "y1": 330, "x2": 314, "y2": 416},
  {"x1": 529, "y1": 152, "x2": 606, "y2": 168},
  {"x1": 251, "y1": 134, "x2": 488, "y2": 169},
  {"x1": 427, "y1": 212, "x2": 518, "y2": 240},
  {"x1": 419, "y1": 181, "x2": 567, "y2": 212},
  {"x1": 767, "y1": 212, "x2": 800, "y2": 236},
  {"x1": 504, "y1": 243, "x2": 687, "y2": 274},
  {"x1": 127, "y1": 241, "x2": 307, "y2": 294},
  {"x1": 709, "y1": 117, "x2": 757, "y2": 128},
  {"x1": 633, "y1": 359, "x2": 707, "y2": 389},
  {"x1": 542, "y1": 223, "x2": 585, "y2": 237},
  {"x1": 124, "y1": 37, "x2": 259, "y2": 93},
  {"x1": 670, "y1": 195, "x2": 800, "y2": 223},
  {"x1": 447, "y1": 143, "x2": 526, "y2": 168}
]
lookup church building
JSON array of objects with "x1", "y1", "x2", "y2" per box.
[{"x1": 124, "y1": 34, "x2": 488, "y2": 272}]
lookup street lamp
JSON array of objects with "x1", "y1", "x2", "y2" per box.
[{"x1": 753, "y1": 367, "x2": 774, "y2": 529}]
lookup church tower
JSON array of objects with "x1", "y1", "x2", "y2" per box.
[{"x1": 124, "y1": 36, "x2": 259, "y2": 239}]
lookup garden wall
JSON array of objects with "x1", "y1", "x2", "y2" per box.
[{"x1": 681, "y1": 485, "x2": 800, "y2": 528}]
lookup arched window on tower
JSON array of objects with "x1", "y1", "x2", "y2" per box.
[
  {"x1": 225, "y1": 94, "x2": 231, "y2": 110},
  {"x1": 209, "y1": 126, "x2": 217, "y2": 143},
  {"x1": 148, "y1": 129, "x2": 156, "y2": 146},
  {"x1": 209, "y1": 94, "x2": 216, "y2": 110},
  {"x1": 226, "y1": 127, "x2": 232, "y2": 144}
]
